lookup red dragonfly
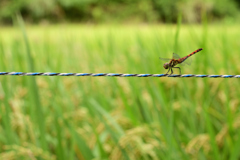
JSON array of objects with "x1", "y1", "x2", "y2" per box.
[{"x1": 159, "y1": 48, "x2": 203, "y2": 75}]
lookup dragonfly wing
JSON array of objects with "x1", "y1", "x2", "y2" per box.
[
  {"x1": 173, "y1": 53, "x2": 192, "y2": 66},
  {"x1": 178, "y1": 62, "x2": 186, "y2": 66},
  {"x1": 173, "y1": 53, "x2": 185, "y2": 66},
  {"x1": 172, "y1": 53, "x2": 181, "y2": 59},
  {"x1": 159, "y1": 57, "x2": 171, "y2": 62},
  {"x1": 182, "y1": 57, "x2": 192, "y2": 65}
]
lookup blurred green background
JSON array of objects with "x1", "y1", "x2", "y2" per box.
[
  {"x1": 0, "y1": 0, "x2": 240, "y2": 24},
  {"x1": 1, "y1": 1, "x2": 240, "y2": 160}
]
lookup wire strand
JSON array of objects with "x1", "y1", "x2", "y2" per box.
[{"x1": 0, "y1": 72, "x2": 239, "y2": 78}]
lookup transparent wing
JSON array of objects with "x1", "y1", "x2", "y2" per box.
[
  {"x1": 159, "y1": 57, "x2": 172, "y2": 62},
  {"x1": 183, "y1": 57, "x2": 192, "y2": 65},
  {"x1": 172, "y1": 53, "x2": 185, "y2": 66},
  {"x1": 173, "y1": 53, "x2": 192, "y2": 66},
  {"x1": 172, "y1": 53, "x2": 181, "y2": 59}
]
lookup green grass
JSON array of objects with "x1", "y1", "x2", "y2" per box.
[{"x1": 0, "y1": 24, "x2": 240, "y2": 160}]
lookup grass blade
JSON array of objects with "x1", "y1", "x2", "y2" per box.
[{"x1": 16, "y1": 15, "x2": 48, "y2": 150}]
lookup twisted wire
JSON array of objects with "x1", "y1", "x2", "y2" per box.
[{"x1": 0, "y1": 72, "x2": 239, "y2": 78}]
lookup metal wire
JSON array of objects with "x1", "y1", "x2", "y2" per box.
[{"x1": 0, "y1": 72, "x2": 239, "y2": 78}]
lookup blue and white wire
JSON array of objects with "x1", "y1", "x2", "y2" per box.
[{"x1": 0, "y1": 72, "x2": 239, "y2": 78}]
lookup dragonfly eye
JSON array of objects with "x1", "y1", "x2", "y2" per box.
[{"x1": 163, "y1": 63, "x2": 169, "y2": 69}]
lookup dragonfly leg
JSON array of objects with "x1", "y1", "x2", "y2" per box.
[
  {"x1": 170, "y1": 68, "x2": 173, "y2": 74},
  {"x1": 173, "y1": 67, "x2": 181, "y2": 75},
  {"x1": 166, "y1": 68, "x2": 170, "y2": 74}
]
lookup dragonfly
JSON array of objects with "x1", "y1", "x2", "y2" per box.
[{"x1": 159, "y1": 48, "x2": 203, "y2": 75}]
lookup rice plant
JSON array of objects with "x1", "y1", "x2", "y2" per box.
[{"x1": 0, "y1": 23, "x2": 240, "y2": 159}]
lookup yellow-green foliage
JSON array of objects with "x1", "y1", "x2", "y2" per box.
[{"x1": 0, "y1": 25, "x2": 240, "y2": 159}]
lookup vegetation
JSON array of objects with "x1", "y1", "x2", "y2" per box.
[
  {"x1": 0, "y1": 22, "x2": 240, "y2": 159},
  {"x1": 0, "y1": 0, "x2": 240, "y2": 24}
]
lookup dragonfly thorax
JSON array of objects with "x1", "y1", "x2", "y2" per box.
[{"x1": 163, "y1": 60, "x2": 180, "y2": 69}]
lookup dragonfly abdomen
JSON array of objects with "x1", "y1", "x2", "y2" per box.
[{"x1": 179, "y1": 48, "x2": 203, "y2": 63}]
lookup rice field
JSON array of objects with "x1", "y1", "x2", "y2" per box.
[{"x1": 0, "y1": 23, "x2": 240, "y2": 160}]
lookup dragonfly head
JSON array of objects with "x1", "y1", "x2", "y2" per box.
[{"x1": 163, "y1": 63, "x2": 169, "y2": 69}]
